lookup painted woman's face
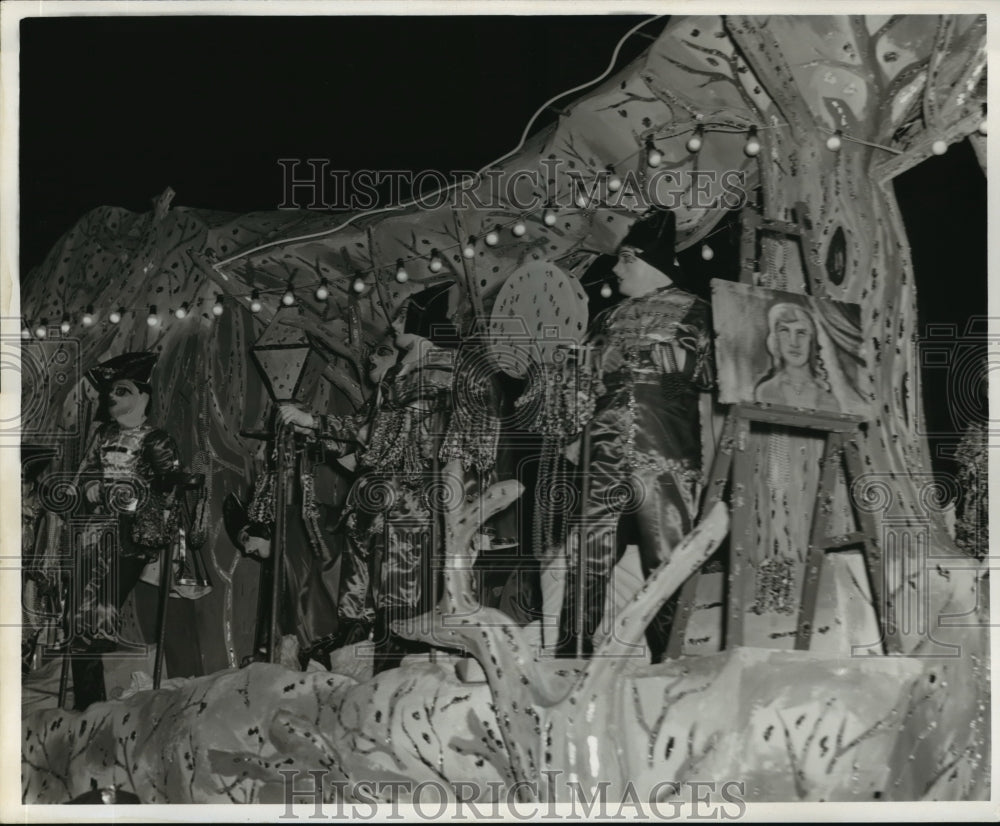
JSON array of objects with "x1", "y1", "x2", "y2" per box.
[
  {"x1": 107, "y1": 379, "x2": 149, "y2": 421},
  {"x1": 775, "y1": 318, "x2": 813, "y2": 368}
]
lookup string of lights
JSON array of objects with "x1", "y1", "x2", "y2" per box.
[
  {"x1": 222, "y1": 118, "x2": 787, "y2": 311},
  {"x1": 22, "y1": 22, "x2": 985, "y2": 338}
]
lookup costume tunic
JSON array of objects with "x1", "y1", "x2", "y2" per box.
[{"x1": 317, "y1": 348, "x2": 456, "y2": 634}]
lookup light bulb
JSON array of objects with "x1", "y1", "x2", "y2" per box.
[
  {"x1": 646, "y1": 139, "x2": 663, "y2": 168},
  {"x1": 701, "y1": 244, "x2": 714, "y2": 261},
  {"x1": 826, "y1": 132, "x2": 842, "y2": 151},
  {"x1": 146, "y1": 305, "x2": 159, "y2": 327},
  {"x1": 35, "y1": 321, "x2": 48, "y2": 339},
  {"x1": 512, "y1": 221, "x2": 526, "y2": 237},
  {"x1": 249, "y1": 291, "x2": 262, "y2": 313},
  {"x1": 395, "y1": 261, "x2": 409, "y2": 283},
  {"x1": 174, "y1": 303, "x2": 189, "y2": 320},
  {"x1": 463, "y1": 238, "x2": 476, "y2": 259},
  {"x1": 212, "y1": 296, "x2": 224, "y2": 317},
  {"x1": 600, "y1": 283, "x2": 613, "y2": 299},
  {"x1": 315, "y1": 280, "x2": 330, "y2": 301},
  {"x1": 931, "y1": 139, "x2": 948, "y2": 156},
  {"x1": 282, "y1": 288, "x2": 295, "y2": 306},
  {"x1": 744, "y1": 129, "x2": 761, "y2": 157},
  {"x1": 352, "y1": 277, "x2": 366, "y2": 294},
  {"x1": 429, "y1": 249, "x2": 443, "y2": 272},
  {"x1": 606, "y1": 166, "x2": 622, "y2": 192},
  {"x1": 60, "y1": 316, "x2": 71, "y2": 334},
  {"x1": 109, "y1": 308, "x2": 122, "y2": 324},
  {"x1": 978, "y1": 120, "x2": 987, "y2": 136},
  {"x1": 485, "y1": 228, "x2": 500, "y2": 246},
  {"x1": 81, "y1": 307, "x2": 95, "y2": 327},
  {"x1": 686, "y1": 129, "x2": 703, "y2": 153},
  {"x1": 21, "y1": 327, "x2": 30, "y2": 340},
  {"x1": 543, "y1": 209, "x2": 557, "y2": 227}
]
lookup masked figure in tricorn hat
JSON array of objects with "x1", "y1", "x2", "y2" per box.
[
  {"x1": 557, "y1": 207, "x2": 714, "y2": 662},
  {"x1": 64, "y1": 351, "x2": 183, "y2": 710}
]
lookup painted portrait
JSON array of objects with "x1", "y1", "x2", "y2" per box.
[{"x1": 712, "y1": 280, "x2": 870, "y2": 418}]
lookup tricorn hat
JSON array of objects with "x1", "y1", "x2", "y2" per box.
[
  {"x1": 86, "y1": 352, "x2": 157, "y2": 395},
  {"x1": 619, "y1": 206, "x2": 683, "y2": 279}
]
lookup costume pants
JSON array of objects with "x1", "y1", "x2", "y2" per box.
[
  {"x1": 557, "y1": 378, "x2": 700, "y2": 661},
  {"x1": 70, "y1": 548, "x2": 147, "y2": 710},
  {"x1": 338, "y1": 479, "x2": 438, "y2": 671}
]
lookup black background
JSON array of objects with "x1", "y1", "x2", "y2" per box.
[{"x1": 19, "y1": 15, "x2": 987, "y2": 474}]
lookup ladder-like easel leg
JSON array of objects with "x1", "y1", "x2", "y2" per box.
[
  {"x1": 727, "y1": 418, "x2": 753, "y2": 649},
  {"x1": 665, "y1": 414, "x2": 736, "y2": 659},
  {"x1": 843, "y1": 439, "x2": 902, "y2": 654},
  {"x1": 794, "y1": 433, "x2": 844, "y2": 651}
]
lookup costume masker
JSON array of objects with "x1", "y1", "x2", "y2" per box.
[
  {"x1": 67, "y1": 352, "x2": 181, "y2": 709},
  {"x1": 558, "y1": 209, "x2": 714, "y2": 662}
]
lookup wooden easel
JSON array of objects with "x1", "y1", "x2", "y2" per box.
[
  {"x1": 665, "y1": 403, "x2": 899, "y2": 657},
  {"x1": 667, "y1": 203, "x2": 898, "y2": 657}
]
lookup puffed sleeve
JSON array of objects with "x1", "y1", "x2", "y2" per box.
[
  {"x1": 316, "y1": 409, "x2": 369, "y2": 457},
  {"x1": 142, "y1": 429, "x2": 182, "y2": 492},
  {"x1": 439, "y1": 343, "x2": 500, "y2": 473},
  {"x1": 677, "y1": 297, "x2": 715, "y2": 391}
]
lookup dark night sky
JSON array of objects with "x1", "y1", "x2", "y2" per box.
[
  {"x1": 18, "y1": 15, "x2": 654, "y2": 268},
  {"x1": 18, "y1": 14, "x2": 986, "y2": 473}
]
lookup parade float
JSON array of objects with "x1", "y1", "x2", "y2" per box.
[{"x1": 18, "y1": 14, "x2": 988, "y2": 805}]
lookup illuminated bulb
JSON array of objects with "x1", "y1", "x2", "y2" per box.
[
  {"x1": 826, "y1": 132, "x2": 842, "y2": 151},
  {"x1": 931, "y1": 139, "x2": 948, "y2": 156},
  {"x1": 485, "y1": 228, "x2": 500, "y2": 246},
  {"x1": 686, "y1": 128, "x2": 703, "y2": 154},
  {"x1": 512, "y1": 221, "x2": 526, "y2": 237},
  {"x1": 463, "y1": 238, "x2": 476, "y2": 259},
  {"x1": 701, "y1": 244, "x2": 714, "y2": 261},
  {"x1": 35, "y1": 321, "x2": 48, "y2": 339},
  {"x1": 395, "y1": 261, "x2": 409, "y2": 283},
  {"x1": 744, "y1": 129, "x2": 761, "y2": 157},
  {"x1": 543, "y1": 209, "x2": 557, "y2": 227},
  {"x1": 352, "y1": 276, "x2": 366, "y2": 294},
  {"x1": 81, "y1": 307, "x2": 95, "y2": 327},
  {"x1": 249, "y1": 291, "x2": 262, "y2": 313},
  {"x1": 21, "y1": 326, "x2": 30, "y2": 340},
  {"x1": 146, "y1": 305, "x2": 159, "y2": 327},
  {"x1": 212, "y1": 296, "x2": 224, "y2": 317},
  {"x1": 600, "y1": 283, "x2": 613, "y2": 299},
  {"x1": 606, "y1": 166, "x2": 622, "y2": 192},
  {"x1": 646, "y1": 139, "x2": 663, "y2": 168},
  {"x1": 315, "y1": 279, "x2": 330, "y2": 301},
  {"x1": 60, "y1": 315, "x2": 71, "y2": 334},
  {"x1": 978, "y1": 120, "x2": 987, "y2": 136},
  {"x1": 109, "y1": 308, "x2": 123, "y2": 324},
  {"x1": 429, "y1": 249, "x2": 443, "y2": 272},
  {"x1": 282, "y1": 287, "x2": 295, "y2": 306},
  {"x1": 174, "y1": 303, "x2": 189, "y2": 320}
]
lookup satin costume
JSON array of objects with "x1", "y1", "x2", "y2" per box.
[
  {"x1": 69, "y1": 421, "x2": 181, "y2": 708},
  {"x1": 316, "y1": 346, "x2": 458, "y2": 666},
  {"x1": 558, "y1": 285, "x2": 713, "y2": 661}
]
